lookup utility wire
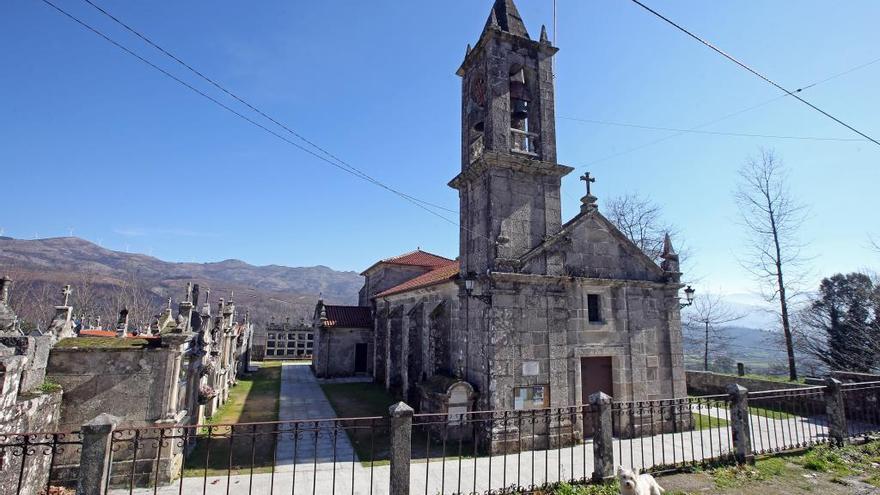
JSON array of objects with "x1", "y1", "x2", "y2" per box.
[
  {"x1": 579, "y1": 54, "x2": 880, "y2": 166},
  {"x1": 560, "y1": 116, "x2": 869, "y2": 142},
  {"x1": 74, "y1": 0, "x2": 457, "y2": 215},
  {"x1": 37, "y1": 0, "x2": 473, "y2": 237},
  {"x1": 627, "y1": 0, "x2": 880, "y2": 147}
]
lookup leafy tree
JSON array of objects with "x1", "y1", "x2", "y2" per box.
[{"x1": 797, "y1": 273, "x2": 880, "y2": 372}]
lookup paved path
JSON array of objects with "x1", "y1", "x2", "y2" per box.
[{"x1": 275, "y1": 362, "x2": 357, "y2": 470}]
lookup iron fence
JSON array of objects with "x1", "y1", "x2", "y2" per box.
[
  {"x1": 611, "y1": 395, "x2": 734, "y2": 472},
  {"x1": 746, "y1": 386, "x2": 829, "y2": 454},
  {"x1": 0, "y1": 431, "x2": 81, "y2": 495},
  {"x1": 842, "y1": 381, "x2": 880, "y2": 438},
  {"x1": 8, "y1": 381, "x2": 880, "y2": 495},
  {"x1": 410, "y1": 406, "x2": 593, "y2": 494},
  {"x1": 105, "y1": 417, "x2": 390, "y2": 495}
]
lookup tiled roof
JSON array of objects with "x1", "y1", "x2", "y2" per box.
[
  {"x1": 323, "y1": 305, "x2": 372, "y2": 329},
  {"x1": 361, "y1": 249, "x2": 454, "y2": 275},
  {"x1": 376, "y1": 261, "x2": 459, "y2": 298}
]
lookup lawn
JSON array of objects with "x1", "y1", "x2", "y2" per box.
[
  {"x1": 183, "y1": 362, "x2": 282, "y2": 477},
  {"x1": 545, "y1": 440, "x2": 880, "y2": 494},
  {"x1": 320, "y1": 381, "x2": 398, "y2": 463},
  {"x1": 691, "y1": 412, "x2": 729, "y2": 431}
]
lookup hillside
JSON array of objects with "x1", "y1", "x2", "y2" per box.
[{"x1": 0, "y1": 236, "x2": 362, "y2": 328}]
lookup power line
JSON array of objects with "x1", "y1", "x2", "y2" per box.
[
  {"x1": 627, "y1": 0, "x2": 880, "y2": 147},
  {"x1": 578, "y1": 55, "x2": 880, "y2": 166},
  {"x1": 560, "y1": 116, "x2": 868, "y2": 142},
  {"x1": 65, "y1": 0, "x2": 457, "y2": 215},
  {"x1": 38, "y1": 0, "x2": 471, "y2": 237}
]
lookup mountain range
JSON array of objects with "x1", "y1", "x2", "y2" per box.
[{"x1": 0, "y1": 236, "x2": 363, "y2": 326}]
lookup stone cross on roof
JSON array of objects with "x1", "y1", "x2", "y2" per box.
[
  {"x1": 61, "y1": 284, "x2": 72, "y2": 307},
  {"x1": 579, "y1": 172, "x2": 595, "y2": 196},
  {"x1": 579, "y1": 172, "x2": 598, "y2": 212}
]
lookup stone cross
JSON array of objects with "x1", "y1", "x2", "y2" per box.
[
  {"x1": 167, "y1": 297, "x2": 172, "y2": 310},
  {"x1": 61, "y1": 284, "x2": 72, "y2": 307},
  {"x1": 579, "y1": 172, "x2": 595, "y2": 196}
]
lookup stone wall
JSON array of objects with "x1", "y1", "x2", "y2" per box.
[
  {"x1": 313, "y1": 326, "x2": 373, "y2": 377},
  {"x1": 0, "y1": 344, "x2": 62, "y2": 495},
  {"x1": 830, "y1": 371, "x2": 880, "y2": 383},
  {"x1": 375, "y1": 282, "x2": 459, "y2": 404},
  {"x1": 686, "y1": 371, "x2": 812, "y2": 396},
  {"x1": 47, "y1": 345, "x2": 179, "y2": 430},
  {"x1": 0, "y1": 336, "x2": 52, "y2": 392}
]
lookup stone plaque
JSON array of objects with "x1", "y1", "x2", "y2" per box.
[
  {"x1": 448, "y1": 405, "x2": 467, "y2": 425},
  {"x1": 522, "y1": 360, "x2": 539, "y2": 376}
]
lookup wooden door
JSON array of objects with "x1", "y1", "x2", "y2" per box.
[
  {"x1": 354, "y1": 343, "x2": 368, "y2": 373},
  {"x1": 581, "y1": 357, "x2": 613, "y2": 437}
]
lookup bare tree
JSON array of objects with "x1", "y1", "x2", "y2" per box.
[
  {"x1": 112, "y1": 272, "x2": 162, "y2": 332},
  {"x1": 606, "y1": 193, "x2": 683, "y2": 263},
  {"x1": 734, "y1": 149, "x2": 808, "y2": 381},
  {"x1": 685, "y1": 293, "x2": 744, "y2": 371}
]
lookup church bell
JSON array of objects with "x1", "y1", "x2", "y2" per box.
[{"x1": 509, "y1": 80, "x2": 530, "y2": 120}]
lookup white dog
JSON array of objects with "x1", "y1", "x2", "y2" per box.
[{"x1": 617, "y1": 466, "x2": 665, "y2": 495}]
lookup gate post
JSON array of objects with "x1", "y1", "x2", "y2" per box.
[
  {"x1": 589, "y1": 391, "x2": 614, "y2": 482},
  {"x1": 76, "y1": 413, "x2": 120, "y2": 495},
  {"x1": 389, "y1": 401, "x2": 414, "y2": 495},
  {"x1": 824, "y1": 378, "x2": 848, "y2": 447},
  {"x1": 727, "y1": 384, "x2": 754, "y2": 464}
]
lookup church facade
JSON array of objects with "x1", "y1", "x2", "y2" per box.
[{"x1": 313, "y1": 0, "x2": 686, "y2": 423}]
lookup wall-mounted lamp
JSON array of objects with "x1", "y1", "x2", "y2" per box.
[
  {"x1": 463, "y1": 275, "x2": 491, "y2": 304},
  {"x1": 679, "y1": 285, "x2": 696, "y2": 309}
]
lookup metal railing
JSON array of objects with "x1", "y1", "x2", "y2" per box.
[
  {"x1": 0, "y1": 431, "x2": 81, "y2": 495},
  {"x1": 105, "y1": 417, "x2": 390, "y2": 495},
  {"x1": 612, "y1": 395, "x2": 734, "y2": 472},
  {"x1": 746, "y1": 386, "x2": 829, "y2": 454},
  {"x1": 410, "y1": 406, "x2": 593, "y2": 494},
  {"x1": 6, "y1": 379, "x2": 880, "y2": 495},
  {"x1": 842, "y1": 381, "x2": 880, "y2": 438}
]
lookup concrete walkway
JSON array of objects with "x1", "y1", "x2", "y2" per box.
[{"x1": 275, "y1": 362, "x2": 357, "y2": 469}]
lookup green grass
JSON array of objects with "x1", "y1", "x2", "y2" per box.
[
  {"x1": 320, "y1": 382, "x2": 398, "y2": 418},
  {"x1": 320, "y1": 381, "x2": 398, "y2": 464},
  {"x1": 706, "y1": 440, "x2": 880, "y2": 490},
  {"x1": 797, "y1": 441, "x2": 880, "y2": 477},
  {"x1": 38, "y1": 379, "x2": 62, "y2": 393},
  {"x1": 183, "y1": 362, "x2": 282, "y2": 477},
  {"x1": 691, "y1": 412, "x2": 729, "y2": 430},
  {"x1": 550, "y1": 481, "x2": 620, "y2": 495},
  {"x1": 710, "y1": 456, "x2": 788, "y2": 488}
]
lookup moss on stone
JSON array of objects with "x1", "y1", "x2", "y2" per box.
[{"x1": 54, "y1": 337, "x2": 152, "y2": 349}]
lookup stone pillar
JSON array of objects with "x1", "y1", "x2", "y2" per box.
[
  {"x1": 737, "y1": 362, "x2": 745, "y2": 377},
  {"x1": 824, "y1": 378, "x2": 848, "y2": 446},
  {"x1": 727, "y1": 384, "x2": 754, "y2": 464},
  {"x1": 589, "y1": 391, "x2": 614, "y2": 482},
  {"x1": 77, "y1": 413, "x2": 120, "y2": 495},
  {"x1": 388, "y1": 402, "x2": 414, "y2": 495}
]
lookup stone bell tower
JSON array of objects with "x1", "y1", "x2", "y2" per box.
[{"x1": 449, "y1": 0, "x2": 574, "y2": 277}]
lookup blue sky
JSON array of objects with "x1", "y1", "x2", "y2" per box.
[{"x1": 2, "y1": 0, "x2": 878, "y2": 296}]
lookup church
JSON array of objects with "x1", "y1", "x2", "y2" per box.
[{"x1": 313, "y1": 0, "x2": 686, "y2": 426}]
